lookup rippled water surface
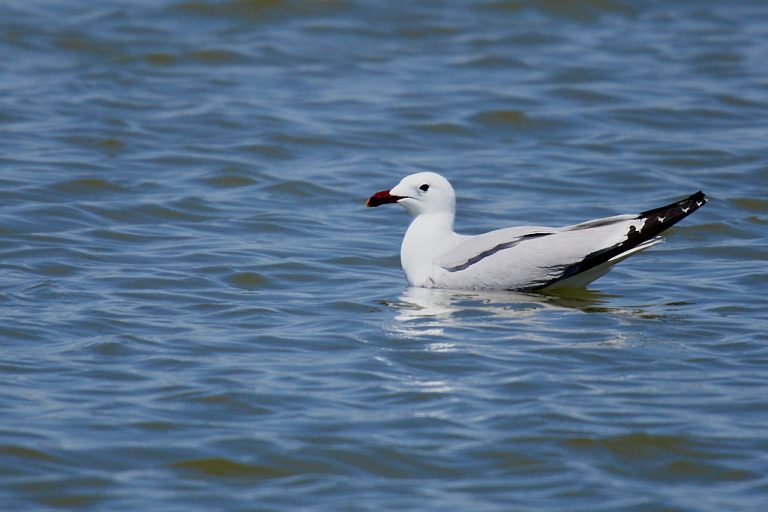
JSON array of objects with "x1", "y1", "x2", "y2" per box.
[{"x1": 2, "y1": 1, "x2": 768, "y2": 510}]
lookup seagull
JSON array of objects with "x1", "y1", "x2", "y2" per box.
[{"x1": 366, "y1": 172, "x2": 707, "y2": 291}]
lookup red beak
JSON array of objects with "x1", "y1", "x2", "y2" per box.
[{"x1": 366, "y1": 189, "x2": 406, "y2": 207}]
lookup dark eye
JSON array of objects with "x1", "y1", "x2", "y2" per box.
[{"x1": 419, "y1": 184, "x2": 429, "y2": 192}]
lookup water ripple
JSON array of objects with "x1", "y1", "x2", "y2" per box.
[{"x1": 1, "y1": 1, "x2": 767, "y2": 511}]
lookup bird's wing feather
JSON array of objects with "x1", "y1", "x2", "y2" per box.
[
  {"x1": 433, "y1": 189, "x2": 707, "y2": 291},
  {"x1": 435, "y1": 215, "x2": 644, "y2": 290},
  {"x1": 437, "y1": 225, "x2": 555, "y2": 272}
]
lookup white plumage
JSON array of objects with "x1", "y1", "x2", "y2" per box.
[{"x1": 366, "y1": 172, "x2": 706, "y2": 291}]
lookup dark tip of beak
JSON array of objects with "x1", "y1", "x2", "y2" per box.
[{"x1": 366, "y1": 189, "x2": 406, "y2": 208}]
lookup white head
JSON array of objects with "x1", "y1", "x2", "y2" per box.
[{"x1": 366, "y1": 172, "x2": 456, "y2": 217}]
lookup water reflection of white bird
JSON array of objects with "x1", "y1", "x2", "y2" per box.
[
  {"x1": 386, "y1": 287, "x2": 667, "y2": 351},
  {"x1": 388, "y1": 286, "x2": 610, "y2": 339},
  {"x1": 395, "y1": 286, "x2": 608, "y2": 319}
]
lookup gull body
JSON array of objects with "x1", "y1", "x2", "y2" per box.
[{"x1": 366, "y1": 172, "x2": 707, "y2": 291}]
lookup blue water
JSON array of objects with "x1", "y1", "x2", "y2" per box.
[{"x1": 2, "y1": 1, "x2": 768, "y2": 510}]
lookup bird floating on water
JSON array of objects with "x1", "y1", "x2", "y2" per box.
[{"x1": 366, "y1": 172, "x2": 707, "y2": 291}]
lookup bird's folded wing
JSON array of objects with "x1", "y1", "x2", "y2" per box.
[{"x1": 435, "y1": 215, "x2": 643, "y2": 290}]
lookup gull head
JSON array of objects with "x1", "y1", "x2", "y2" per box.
[{"x1": 365, "y1": 172, "x2": 455, "y2": 217}]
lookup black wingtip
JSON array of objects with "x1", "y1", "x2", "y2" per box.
[
  {"x1": 539, "y1": 190, "x2": 708, "y2": 290},
  {"x1": 692, "y1": 190, "x2": 707, "y2": 204},
  {"x1": 638, "y1": 190, "x2": 708, "y2": 233}
]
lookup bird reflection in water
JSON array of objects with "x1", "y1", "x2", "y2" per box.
[{"x1": 384, "y1": 286, "x2": 613, "y2": 341}]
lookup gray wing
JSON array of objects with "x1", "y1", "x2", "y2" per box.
[
  {"x1": 434, "y1": 215, "x2": 645, "y2": 290},
  {"x1": 434, "y1": 191, "x2": 707, "y2": 291}
]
